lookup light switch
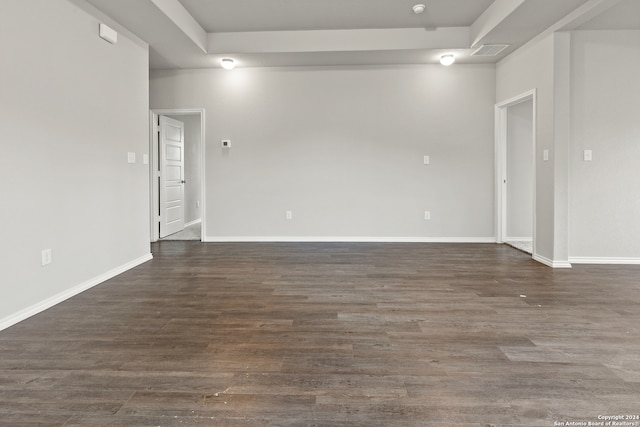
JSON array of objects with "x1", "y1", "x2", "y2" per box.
[
  {"x1": 221, "y1": 140, "x2": 231, "y2": 148},
  {"x1": 543, "y1": 150, "x2": 549, "y2": 161},
  {"x1": 423, "y1": 155, "x2": 430, "y2": 165},
  {"x1": 583, "y1": 150, "x2": 592, "y2": 161},
  {"x1": 127, "y1": 152, "x2": 136, "y2": 164},
  {"x1": 142, "y1": 154, "x2": 149, "y2": 165},
  {"x1": 41, "y1": 249, "x2": 52, "y2": 266}
]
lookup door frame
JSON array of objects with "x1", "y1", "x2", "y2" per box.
[
  {"x1": 495, "y1": 89, "x2": 536, "y2": 255},
  {"x1": 150, "y1": 108, "x2": 206, "y2": 242}
]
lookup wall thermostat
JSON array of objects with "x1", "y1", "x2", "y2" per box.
[{"x1": 99, "y1": 23, "x2": 118, "y2": 44}]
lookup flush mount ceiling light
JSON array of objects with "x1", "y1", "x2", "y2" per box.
[
  {"x1": 220, "y1": 58, "x2": 235, "y2": 70},
  {"x1": 440, "y1": 54, "x2": 455, "y2": 66},
  {"x1": 412, "y1": 4, "x2": 426, "y2": 14}
]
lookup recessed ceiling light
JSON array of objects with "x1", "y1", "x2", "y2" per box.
[
  {"x1": 412, "y1": 4, "x2": 426, "y2": 14},
  {"x1": 440, "y1": 54, "x2": 455, "y2": 66},
  {"x1": 220, "y1": 58, "x2": 235, "y2": 70}
]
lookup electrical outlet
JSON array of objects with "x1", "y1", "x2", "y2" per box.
[
  {"x1": 196, "y1": 201, "x2": 200, "y2": 208},
  {"x1": 221, "y1": 140, "x2": 231, "y2": 148},
  {"x1": 41, "y1": 249, "x2": 52, "y2": 266},
  {"x1": 424, "y1": 211, "x2": 431, "y2": 220},
  {"x1": 286, "y1": 210, "x2": 293, "y2": 220}
]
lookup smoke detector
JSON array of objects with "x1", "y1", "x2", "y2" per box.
[{"x1": 412, "y1": 4, "x2": 426, "y2": 14}]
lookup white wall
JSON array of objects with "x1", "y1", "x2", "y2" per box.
[
  {"x1": 167, "y1": 114, "x2": 202, "y2": 224},
  {"x1": 506, "y1": 100, "x2": 533, "y2": 240},
  {"x1": 0, "y1": 0, "x2": 151, "y2": 328},
  {"x1": 497, "y1": 34, "x2": 557, "y2": 263},
  {"x1": 150, "y1": 65, "x2": 496, "y2": 241},
  {"x1": 498, "y1": 28, "x2": 640, "y2": 265},
  {"x1": 569, "y1": 30, "x2": 640, "y2": 261}
]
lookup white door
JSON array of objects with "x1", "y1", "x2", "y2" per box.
[{"x1": 159, "y1": 116, "x2": 185, "y2": 238}]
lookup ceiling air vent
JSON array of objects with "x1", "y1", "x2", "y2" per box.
[{"x1": 470, "y1": 44, "x2": 509, "y2": 57}]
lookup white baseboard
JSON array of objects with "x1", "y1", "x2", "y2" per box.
[
  {"x1": 0, "y1": 253, "x2": 153, "y2": 332},
  {"x1": 184, "y1": 218, "x2": 202, "y2": 228},
  {"x1": 203, "y1": 236, "x2": 497, "y2": 243},
  {"x1": 533, "y1": 253, "x2": 572, "y2": 268},
  {"x1": 569, "y1": 257, "x2": 640, "y2": 265},
  {"x1": 504, "y1": 237, "x2": 533, "y2": 242}
]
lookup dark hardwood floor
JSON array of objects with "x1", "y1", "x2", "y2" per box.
[{"x1": 1, "y1": 242, "x2": 639, "y2": 426}]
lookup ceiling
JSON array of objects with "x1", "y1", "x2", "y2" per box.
[
  {"x1": 576, "y1": 0, "x2": 640, "y2": 30},
  {"x1": 178, "y1": 0, "x2": 494, "y2": 32},
  {"x1": 82, "y1": 0, "x2": 636, "y2": 69}
]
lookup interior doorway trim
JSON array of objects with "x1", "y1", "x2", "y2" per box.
[
  {"x1": 495, "y1": 89, "x2": 536, "y2": 256},
  {"x1": 149, "y1": 108, "x2": 206, "y2": 242}
]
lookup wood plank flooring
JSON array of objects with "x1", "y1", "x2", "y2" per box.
[{"x1": 1, "y1": 242, "x2": 639, "y2": 426}]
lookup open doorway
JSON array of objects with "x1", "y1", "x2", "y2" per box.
[
  {"x1": 150, "y1": 109, "x2": 205, "y2": 242},
  {"x1": 495, "y1": 90, "x2": 536, "y2": 256}
]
